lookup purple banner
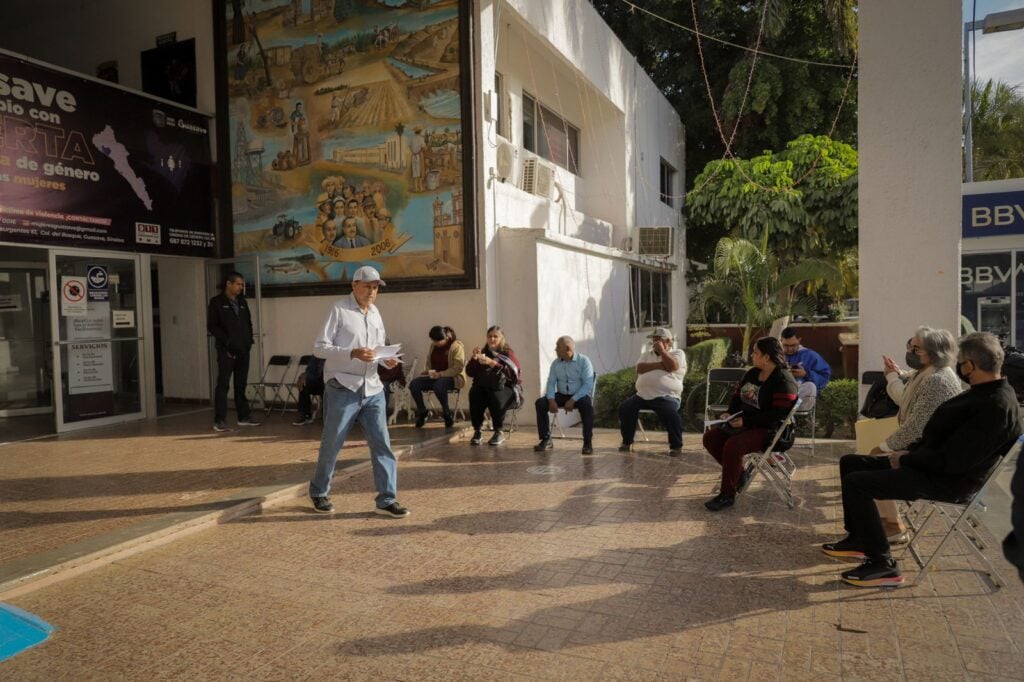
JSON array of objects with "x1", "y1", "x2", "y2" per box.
[{"x1": 0, "y1": 50, "x2": 214, "y2": 255}]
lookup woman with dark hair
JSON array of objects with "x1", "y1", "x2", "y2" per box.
[
  {"x1": 701, "y1": 337, "x2": 799, "y2": 511},
  {"x1": 466, "y1": 325, "x2": 522, "y2": 446},
  {"x1": 409, "y1": 325, "x2": 466, "y2": 430}
]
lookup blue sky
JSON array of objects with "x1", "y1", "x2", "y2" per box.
[{"x1": 963, "y1": 1, "x2": 1024, "y2": 87}]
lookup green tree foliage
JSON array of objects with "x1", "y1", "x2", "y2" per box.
[
  {"x1": 591, "y1": 0, "x2": 857, "y2": 262},
  {"x1": 687, "y1": 134, "x2": 858, "y2": 261},
  {"x1": 699, "y1": 234, "x2": 840, "y2": 352},
  {"x1": 970, "y1": 78, "x2": 1024, "y2": 181}
]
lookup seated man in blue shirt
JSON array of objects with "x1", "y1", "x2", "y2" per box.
[
  {"x1": 781, "y1": 327, "x2": 831, "y2": 410},
  {"x1": 534, "y1": 336, "x2": 596, "y2": 455}
]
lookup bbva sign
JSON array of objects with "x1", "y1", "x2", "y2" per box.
[{"x1": 963, "y1": 190, "x2": 1024, "y2": 238}]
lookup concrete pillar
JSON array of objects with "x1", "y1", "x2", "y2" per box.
[{"x1": 858, "y1": 0, "x2": 962, "y2": 388}]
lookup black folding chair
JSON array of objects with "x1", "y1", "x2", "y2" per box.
[
  {"x1": 704, "y1": 367, "x2": 748, "y2": 429},
  {"x1": 248, "y1": 354, "x2": 293, "y2": 415}
]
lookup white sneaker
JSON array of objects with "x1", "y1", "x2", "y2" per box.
[{"x1": 292, "y1": 415, "x2": 316, "y2": 426}]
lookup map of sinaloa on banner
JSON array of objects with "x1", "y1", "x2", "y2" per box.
[
  {"x1": 220, "y1": 0, "x2": 474, "y2": 292},
  {"x1": 0, "y1": 50, "x2": 214, "y2": 256}
]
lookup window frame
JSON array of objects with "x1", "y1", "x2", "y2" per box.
[
  {"x1": 521, "y1": 90, "x2": 581, "y2": 176},
  {"x1": 629, "y1": 265, "x2": 672, "y2": 330},
  {"x1": 659, "y1": 158, "x2": 676, "y2": 207}
]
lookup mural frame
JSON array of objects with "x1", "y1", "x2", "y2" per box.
[{"x1": 212, "y1": 0, "x2": 478, "y2": 296}]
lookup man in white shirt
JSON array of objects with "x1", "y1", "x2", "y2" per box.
[
  {"x1": 307, "y1": 266, "x2": 409, "y2": 517},
  {"x1": 618, "y1": 328, "x2": 688, "y2": 455}
]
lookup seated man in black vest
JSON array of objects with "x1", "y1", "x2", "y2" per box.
[{"x1": 822, "y1": 332, "x2": 1022, "y2": 587}]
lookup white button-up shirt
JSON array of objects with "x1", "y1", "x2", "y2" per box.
[{"x1": 313, "y1": 293, "x2": 386, "y2": 395}]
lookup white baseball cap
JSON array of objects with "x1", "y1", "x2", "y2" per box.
[
  {"x1": 647, "y1": 327, "x2": 673, "y2": 340},
  {"x1": 352, "y1": 265, "x2": 386, "y2": 286}
]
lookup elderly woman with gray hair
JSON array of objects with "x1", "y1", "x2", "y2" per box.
[{"x1": 871, "y1": 326, "x2": 964, "y2": 541}]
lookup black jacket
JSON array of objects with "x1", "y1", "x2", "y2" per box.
[
  {"x1": 1004, "y1": 441, "x2": 1024, "y2": 577},
  {"x1": 207, "y1": 293, "x2": 254, "y2": 354},
  {"x1": 728, "y1": 366, "x2": 799, "y2": 429},
  {"x1": 900, "y1": 378, "x2": 1021, "y2": 498}
]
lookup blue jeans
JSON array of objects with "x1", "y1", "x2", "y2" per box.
[
  {"x1": 409, "y1": 375, "x2": 456, "y2": 414},
  {"x1": 309, "y1": 381, "x2": 397, "y2": 508}
]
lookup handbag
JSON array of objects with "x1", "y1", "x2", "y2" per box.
[
  {"x1": 861, "y1": 374, "x2": 899, "y2": 419},
  {"x1": 474, "y1": 366, "x2": 507, "y2": 390}
]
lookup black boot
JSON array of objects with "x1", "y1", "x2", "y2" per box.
[
  {"x1": 443, "y1": 411, "x2": 454, "y2": 430},
  {"x1": 415, "y1": 411, "x2": 427, "y2": 428}
]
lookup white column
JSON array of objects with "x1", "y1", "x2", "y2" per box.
[{"x1": 858, "y1": 0, "x2": 962, "y2": 389}]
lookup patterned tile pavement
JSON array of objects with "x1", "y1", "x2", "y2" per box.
[
  {"x1": 0, "y1": 410, "x2": 449, "y2": 567},
  {"x1": 4, "y1": 427, "x2": 1024, "y2": 680}
]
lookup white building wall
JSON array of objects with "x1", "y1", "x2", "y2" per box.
[
  {"x1": 858, "y1": 0, "x2": 963, "y2": 389},
  {"x1": 153, "y1": 257, "x2": 209, "y2": 400},
  {"x1": 260, "y1": 291, "x2": 488, "y2": 380}
]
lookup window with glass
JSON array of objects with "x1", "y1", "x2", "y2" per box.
[
  {"x1": 660, "y1": 158, "x2": 676, "y2": 207},
  {"x1": 629, "y1": 266, "x2": 671, "y2": 330},
  {"x1": 522, "y1": 91, "x2": 581, "y2": 175},
  {"x1": 961, "y1": 251, "x2": 1015, "y2": 346},
  {"x1": 495, "y1": 71, "x2": 507, "y2": 139}
]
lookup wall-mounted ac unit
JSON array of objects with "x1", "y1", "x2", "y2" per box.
[
  {"x1": 495, "y1": 140, "x2": 515, "y2": 182},
  {"x1": 520, "y1": 157, "x2": 554, "y2": 199},
  {"x1": 637, "y1": 226, "x2": 674, "y2": 257}
]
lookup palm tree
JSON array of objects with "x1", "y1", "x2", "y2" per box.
[
  {"x1": 699, "y1": 234, "x2": 840, "y2": 354},
  {"x1": 970, "y1": 79, "x2": 1024, "y2": 181}
]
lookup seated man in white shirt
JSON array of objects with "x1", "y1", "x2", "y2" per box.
[{"x1": 618, "y1": 327, "x2": 688, "y2": 455}]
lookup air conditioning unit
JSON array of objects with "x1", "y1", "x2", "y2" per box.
[
  {"x1": 637, "y1": 226, "x2": 674, "y2": 257},
  {"x1": 520, "y1": 156, "x2": 554, "y2": 198},
  {"x1": 495, "y1": 140, "x2": 515, "y2": 182}
]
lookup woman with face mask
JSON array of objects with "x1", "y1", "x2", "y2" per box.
[{"x1": 871, "y1": 326, "x2": 964, "y2": 541}]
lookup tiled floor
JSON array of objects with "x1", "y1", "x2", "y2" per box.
[
  {"x1": 4, "y1": 428, "x2": 1024, "y2": 680},
  {"x1": 0, "y1": 409, "x2": 451, "y2": 567}
]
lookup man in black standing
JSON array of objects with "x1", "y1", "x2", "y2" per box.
[{"x1": 207, "y1": 272, "x2": 261, "y2": 432}]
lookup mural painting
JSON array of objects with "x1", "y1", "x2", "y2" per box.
[{"x1": 219, "y1": 0, "x2": 472, "y2": 292}]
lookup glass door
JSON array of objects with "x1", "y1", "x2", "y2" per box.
[
  {"x1": 205, "y1": 256, "x2": 262, "y2": 407},
  {"x1": 49, "y1": 249, "x2": 144, "y2": 432},
  {"x1": 0, "y1": 254, "x2": 52, "y2": 417}
]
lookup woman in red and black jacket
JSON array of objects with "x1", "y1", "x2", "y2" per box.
[
  {"x1": 466, "y1": 325, "x2": 521, "y2": 447},
  {"x1": 702, "y1": 336, "x2": 798, "y2": 511}
]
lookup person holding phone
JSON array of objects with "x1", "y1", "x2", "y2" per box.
[{"x1": 780, "y1": 327, "x2": 831, "y2": 410}]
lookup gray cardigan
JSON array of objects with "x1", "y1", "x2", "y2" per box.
[{"x1": 884, "y1": 366, "x2": 964, "y2": 451}]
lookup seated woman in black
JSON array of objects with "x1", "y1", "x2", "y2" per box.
[
  {"x1": 466, "y1": 325, "x2": 521, "y2": 446},
  {"x1": 701, "y1": 336, "x2": 798, "y2": 511}
]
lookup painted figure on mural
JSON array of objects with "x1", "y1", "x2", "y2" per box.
[
  {"x1": 336, "y1": 218, "x2": 371, "y2": 249},
  {"x1": 410, "y1": 126, "x2": 426, "y2": 192},
  {"x1": 290, "y1": 101, "x2": 310, "y2": 166}
]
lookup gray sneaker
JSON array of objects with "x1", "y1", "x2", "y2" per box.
[
  {"x1": 213, "y1": 421, "x2": 232, "y2": 433},
  {"x1": 237, "y1": 417, "x2": 262, "y2": 427}
]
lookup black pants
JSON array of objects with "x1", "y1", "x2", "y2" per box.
[
  {"x1": 469, "y1": 384, "x2": 516, "y2": 431},
  {"x1": 839, "y1": 454, "x2": 959, "y2": 561},
  {"x1": 618, "y1": 395, "x2": 683, "y2": 448},
  {"x1": 297, "y1": 377, "x2": 325, "y2": 418},
  {"x1": 536, "y1": 393, "x2": 594, "y2": 445},
  {"x1": 214, "y1": 349, "x2": 251, "y2": 422}
]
